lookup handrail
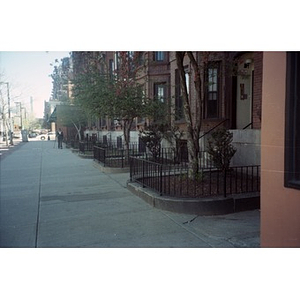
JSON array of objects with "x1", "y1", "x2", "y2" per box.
[
  {"x1": 199, "y1": 119, "x2": 229, "y2": 139},
  {"x1": 243, "y1": 122, "x2": 253, "y2": 130}
]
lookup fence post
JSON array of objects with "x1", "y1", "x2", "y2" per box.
[
  {"x1": 142, "y1": 160, "x2": 145, "y2": 188},
  {"x1": 129, "y1": 157, "x2": 132, "y2": 182},
  {"x1": 223, "y1": 169, "x2": 227, "y2": 198},
  {"x1": 103, "y1": 149, "x2": 106, "y2": 167},
  {"x1": 160, "y1": 164, "x2": 163, "y2": 196}
]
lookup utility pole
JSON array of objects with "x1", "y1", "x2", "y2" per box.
[
  {"x1": 6, "y1": 82, "x2": 13, "y2": 145},
  {"x1": 0, "y1": 82, "x2": 13, "y2": 145},
  {"x1": 15, "y1": 102, "x2": 23, "y2": 130},
  {"x1": 0, "y1": 88, "x2": 8, "y2": 146},
  {"x1": 30, "y1": 96, "x2": 33, "y2": 115}
]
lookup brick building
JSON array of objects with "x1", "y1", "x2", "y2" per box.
[
  {"x1": 69, "y1": 51, "x2": 263, "y2": 165},
  {"x1": 168, "y1": 51, "x2": 263, "y2": 166}
]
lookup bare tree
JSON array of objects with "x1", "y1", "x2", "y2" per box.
[
  {"x1": 175, "y1": 51, "x2": 203, "y2": 179},
  {"x1": 0, "y1": 88, "x2": 9, "y2": 146}
]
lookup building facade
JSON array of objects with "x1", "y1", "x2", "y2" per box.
[
  {"x1": 261, "y1": 51, "x2": 300, "y2": 247},
  {"x1": 168, "y1": 51, "x2": 262, "y2": 166},
  {"x1": 72, "y1": 51, "x2": 263, "y2": 167}
]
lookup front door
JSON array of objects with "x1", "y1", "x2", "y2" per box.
[{"x1": 236, "y1": 55, "x2": 254, "y2": 129}]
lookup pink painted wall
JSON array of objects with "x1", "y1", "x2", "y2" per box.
[{"x1": 261, "y1": 52, "x2": 300, "y2": 247}]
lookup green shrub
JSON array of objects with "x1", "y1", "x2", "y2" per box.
[{"x1": 207, "y1": 127, "x2": 236, "y2": 171}]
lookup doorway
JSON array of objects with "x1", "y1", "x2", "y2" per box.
[{"x1": 235, "y1": 55, "x2": 254, "y2": 129}]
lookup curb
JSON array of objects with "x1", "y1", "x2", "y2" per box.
[
  {"x1": 78, "y1": 152, "x2": 94, "y2": 159},
  {"x1": 92, "y1": 161, "x2": 130, "y2": 174},
  {"x1": 127, "y1": 181, "x2": 260, "y2": 216}
]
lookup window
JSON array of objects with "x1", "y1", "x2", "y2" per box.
[
  {"x1": 128, "y1": 51, "x2": 134, "y2": 59},
  {"x1": 154, "y1": 83, "x2": 167, "y2": 122},
  {"x1": 175, "y1": 68, "x2": 189, "y2": 120},
  {"x1": 109, "y1": 59, "x2": 114, "y2": 78},
  {"x1": 137, "y1": 52, "x2": 144, "y2": 66},
  {"x1": 205, "y1": 62, "x2": 220, "y2": 118},
  {"x1": 154, "y1": 52, "x2": 164, "y2": 61},
  {"x1": 128, "y1": 51, "x2": 135, "y2": 71},
  {"x1": 285, "y1": 52, "x2": 300, "y2": 189},
  {"x1": 114, "y1": 52, "x2": 119, "y2": 71},
  {"x1": 154, "y1": 83, "x2": 166, "y2": 103}
]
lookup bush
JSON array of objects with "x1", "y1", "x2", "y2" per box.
[
  {"x1": 207, "y1": 127, "x2": 236, "y2": 171},
  {"x1": 139, "y1": 124, "x2": 166, "y2": 161}
]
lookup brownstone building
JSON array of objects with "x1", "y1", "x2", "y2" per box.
[
  {"x1": 70, "y1": 51, "x2": 263, "y2": 166},
  {"x1": 167, "y1": 51, "x2": 262, "y2": 166}
]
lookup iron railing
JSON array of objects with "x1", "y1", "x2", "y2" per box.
[
  {"x1": 199, "y1": 119, "x2": 229, "y2": 139},
  {"x1": 152, "y1": 148, "x2": 214, "y2": 168},
  {"x1": 243, "y1": 122, "x2": 253, "y2": 130},
  {"x1": 94, "y1": 143, "x2": 145, "y2": 168},
  {"x1": 94, "y1": 144, "x2": 214, "y2": 169},
  {"x1": 130, "y1": 157, "x2": 260, "y2": 198},
  {"x1": 65, "y1": 139, "x2": 80, "y2": 149},
  {"x1": 79, "y1": 140, "x2": 98, "y2": 154}
]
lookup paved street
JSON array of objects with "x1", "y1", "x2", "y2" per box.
[{"x1": 0, "y1": 140, "x2": 260, "y2": 247}]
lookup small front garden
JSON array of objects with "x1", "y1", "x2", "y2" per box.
[{"x1": 130, "y1": 127, "x2": 261, "y2": 199}]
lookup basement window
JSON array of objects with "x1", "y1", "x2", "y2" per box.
[{"x1": 284, "y1": 52, "x2": 300, "y2": 189}]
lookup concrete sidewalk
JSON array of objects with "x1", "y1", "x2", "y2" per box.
[
  {"x1": 0, "y1": 138, "x2": 23, "y2": 159},
  {"x1": 0, "y1": 140, "x2": 260, "y2": 247}
]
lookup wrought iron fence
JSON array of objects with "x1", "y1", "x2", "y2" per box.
[
  {"x1": 93, "y1": 143, "x2": 214, "y2": 170},
  {"x1": 130, "y1": 157, "x2": 260, "y2": 198},
  {"x1": 151, "y1": 148, "x2": 214, "y2": 168},
  {"x1": 65, "y1": 139, "x2": 80, "y2": 149},
  {"x1": 79, "y1": 140, "x2": 98, "y2": 154},
  {"x1": 94, "y1": 143, "x2": 145, "y2": 168}
]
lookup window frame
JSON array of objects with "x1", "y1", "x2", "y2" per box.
[
  {"x1": 154, "y1": 83, "x2": 166, "y2": 103},
  {"x1": 109, "y1": 59, "x2": 114, "y2": 78},
  {"x1": 284, "y1": 52, "x2": 300, "y2": 190},
  {"x1": 205, "y1": 61, "x2": 221, "y2": 119},
  {"x1": 154, "y1": 51, "x2": 165, "y2": 62}
]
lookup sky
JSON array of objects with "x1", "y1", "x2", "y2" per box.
[{"x1": 0, "y1": 51, "x2": 70, "y2": 118}]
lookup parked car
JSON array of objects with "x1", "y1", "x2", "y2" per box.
[
  {"x1": 28, "y1": 132, "x2": 38, "y2": 138},
  {"x1": 40, "y1": 131, "x2": 56, "y2": 140}
]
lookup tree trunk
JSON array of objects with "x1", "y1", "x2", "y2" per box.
[
  {"x1": 4, "y1": 119, "x2": 9, "y2": 146},
  {"x1": 72, "y1": 121, "x2": 83, "y2": 141},
  {"x1": 176, "y1": 52, "x2": 201, "y2": 179},
  {"x1": 123, "y1": 118, "x2": 134, "y2": 161}
]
